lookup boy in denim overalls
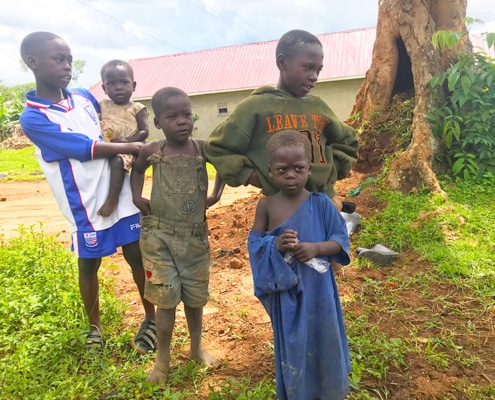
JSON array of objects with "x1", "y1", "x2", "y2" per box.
[{"x1": 130, "y1": 87, "x2": 224, "y2": 385}]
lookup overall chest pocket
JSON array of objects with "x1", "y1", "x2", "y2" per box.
[{"x1": 159, "y1": 163, "x2": 199, "y2": 194}]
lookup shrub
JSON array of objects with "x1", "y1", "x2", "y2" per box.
[{"x1": 428, "y1": 31, "x2": 495, "y2": 179}]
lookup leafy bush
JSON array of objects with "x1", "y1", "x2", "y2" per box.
[
  {"x1": 0, "y1": 87, "x2": 26, "y2": 141},
  {"x1": 0, "y1": 84, "x2": 35, "y2": 141},
  {"x1": 428, "y1": 31, "x2": 495, "y2": 179}
]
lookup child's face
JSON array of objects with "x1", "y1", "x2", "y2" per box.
[
  {"x1": 154, "y1": 95, "x2": 194, "y2": 144},
  {"x1": 269, "y1": 145, "x2": 310, "y2": 195},
  {"x1": 28, "y1": 38, "x2": 72, "y2": 90},
  {"x1": 277, "y1": 43, "x2": 323, "y2": 97},
  {"x1": 101, "y1": 66, "x2": 136, "y2": 105}
]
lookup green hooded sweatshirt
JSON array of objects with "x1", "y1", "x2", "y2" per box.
[{"x1": 204, "y1": 86, "x2": 358, "y2": 198}]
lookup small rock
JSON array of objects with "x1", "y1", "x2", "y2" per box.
[{"x1": 229, "y1": 258, "x2": 244, "y2": 269}]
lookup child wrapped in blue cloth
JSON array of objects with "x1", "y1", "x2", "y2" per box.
[{"x1": 248, "y1": 130, "x2": 351, "y2": 400}]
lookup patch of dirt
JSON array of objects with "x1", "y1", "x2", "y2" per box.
[{"x1": 1, "y1": 169, "x2": 495, "y2": 399}]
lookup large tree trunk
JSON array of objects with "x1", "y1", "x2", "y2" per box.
[{"x1": 350, "y1": 0, "x2": 469, "y2": 193}]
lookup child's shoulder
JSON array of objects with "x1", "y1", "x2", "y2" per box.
[
  {"x1": 99, "y1": 98, "x2": 112, "y2": 107},
  {"x1": 129, "y1": 101, "x2": 146, "y2": 111},
  {"x1": 256, "y1": 193, "x2": 280, "y2": 209},
  {"x1": 191, "y1": 137, "x2": 206, "y2": 144},
  {"x1": 193, "y1": 137, "x2": 206, "y2": 152},
  {"x1": 311, "y1": 191, "x2": 331, "y2": 203}
]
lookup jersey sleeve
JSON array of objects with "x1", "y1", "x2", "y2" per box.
[{"x1": 20, "y1": 108, "x2": 96, "y2": 163}]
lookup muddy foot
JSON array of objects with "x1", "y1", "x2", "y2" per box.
[
  {"x1": 192, "y1": 346, "x2": 220, "y2": 367},
  {"x1": 97, "y1": 200, "x2": 118, "y2": 217},
  {"x1": 146, "y1": 365, "x2": 168, "y2": 386}
]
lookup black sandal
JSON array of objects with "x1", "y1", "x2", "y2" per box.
[
  {"x1": 86, "y1": 325, "x2": 105, "y2": 351},
  {"x1": 131, "y1": 319, "x2": 157, "y2": 354}
]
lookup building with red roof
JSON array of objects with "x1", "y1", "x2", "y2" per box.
[
  {"x1": 89, "y1": 27, "x2": 493, "y2": 140},
  {"x1": 90, "y1": 27, "x2": 376, "y2": 140}
]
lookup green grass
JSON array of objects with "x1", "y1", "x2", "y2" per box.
[
  {"x1": 0, "y1": 226, "x2": 276, "y2": 399},
  {"x1": 0, "y1": 146, "x2": 43, "y2": 180},
  {"x1": 3, "y1": 146, "x2": 495, "y2": 398},
  {"x1": 346, "y1": 175, "x2": 495, "y2": 399}
]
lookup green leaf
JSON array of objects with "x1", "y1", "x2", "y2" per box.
[
  {"x1": 487, "y1": 33, "x2": 495, "y2": 49},
  {"x1": 452, "y1": 157, "x2": 464, "y2": 175},
  {"x1": 448, "y1": 70, "x2": 461, "y2": 91}
]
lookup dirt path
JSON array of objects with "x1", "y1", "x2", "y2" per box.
[{"x1": 0, "y1": 178, "x2": 259, "y2": 242}]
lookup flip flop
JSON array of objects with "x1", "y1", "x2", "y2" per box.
[
  {"x1": 341, "y1": 212, "x2": 361, "y2": 236},
  {"x1": 357, "y1": 244, "x2": 400, "y2": 265}
]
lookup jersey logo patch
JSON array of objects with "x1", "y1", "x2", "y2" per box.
[{"x1": 83, "y1": 232, "x2": 98, "y2": 247}]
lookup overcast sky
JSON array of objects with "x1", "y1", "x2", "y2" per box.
[{"x1": 1, "y1": 0, "x2": 494, "y2": 89}]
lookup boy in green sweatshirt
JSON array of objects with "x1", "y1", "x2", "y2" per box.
[{"x1": 204, "y1": 29, "x2": 358, "y2": 210}]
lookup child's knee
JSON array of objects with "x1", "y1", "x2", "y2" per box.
[{"x1": 110, "y1": 156, "x2": 124, "y2": 170}]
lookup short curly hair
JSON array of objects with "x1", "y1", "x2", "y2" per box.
[
  {"x1": 266, "y1": 130, "x2": 312, "y2": 164},
  {"x1": 151, "y1": 87, "x2": 189, "y2": 118},
  {"x1": 275, "y1": 29, "x2": 322, "y2": 60},
  {"x1": 100, "y1": 59, "x2": 134, "y2": 81}
]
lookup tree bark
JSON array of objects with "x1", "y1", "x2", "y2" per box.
[{"x1": 351, "y1": 0, "x2": 468, "y2": 194}]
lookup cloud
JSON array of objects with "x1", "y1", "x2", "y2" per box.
[{"x1": 0, "y1": 0, "x2": 493, "y2": 89}]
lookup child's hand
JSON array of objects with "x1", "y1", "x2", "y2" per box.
[
  {"x1": 292, "y1": 242, "x2": 319, "y2": 263},
  {"x1": 129, "y1": 142, "x2": 144, "y2": 155},
  {"x1": 246, "y1": 171, "x2": 262, "y2": 188},
  {"x1": 133, "y1": 197, "x2": 151, "y2": 216},
  {"x1": 276, "y1": 229, "x2": 298, "y2": 253}
]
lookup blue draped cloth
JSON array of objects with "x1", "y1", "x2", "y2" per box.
[{"x1": 248, "y1": 193, "x2": 351, "y2": 400}]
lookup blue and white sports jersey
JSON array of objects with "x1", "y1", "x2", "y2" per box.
[{"x1": 20, "y1": 88, "x2": 140, "y2": 237}]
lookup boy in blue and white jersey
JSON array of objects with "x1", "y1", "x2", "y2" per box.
[{"x1": 19, "y1": 31, "x2": 156, "y2": 353}]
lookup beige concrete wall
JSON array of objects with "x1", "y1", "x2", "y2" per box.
[
  {"x1": 145, "y1": 78, "x2": 363, "y2": 141},
  {"x1": 313, "y1": 78, "x2": 362, "y2": 121}
]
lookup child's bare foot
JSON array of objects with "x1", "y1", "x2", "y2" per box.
[
  {"x1": 191, "y1": 346, "x2": 220, "y2": 367},
  {"x1": 97, "y1": 200, "x2": 118, "y2": 217},
  {"x1": 146, "y1": 365, "x2": 168, "y2": 386}
]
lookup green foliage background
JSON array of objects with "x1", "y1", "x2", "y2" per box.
[{"x1": 428, "y1": 30, "x2": 495, "y2": 179}]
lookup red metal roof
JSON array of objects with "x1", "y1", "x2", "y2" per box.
[
  {"x1": 89, "y1": 27, "x2": 494, "y2": 101},
  {"x1": 89, "y1": 27, "x2": 377, "y2": 100}
]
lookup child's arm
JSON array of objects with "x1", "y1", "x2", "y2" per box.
[
  {"x1": 292, "y1": 240, "x2": 343, "y2": 263},
  {"x1": 121, "y1": 108, "x2": 149, "y2": 143},
  {"x1": 198, "y1": 139, "x2": 226, "y2": 207},
  {"x1": 93, "y1": 141, "x2": 144, "y2": 158},
  {"x1": 251, "y1": 197, "x2": 269, "y2": 232},
  {"x1": 324, "y1": 114, "x2": 359, "y2": 185},
  {"x1": 292, "y1": 194, "x2": 350, "y2": 264},
  {"x1": 204, "y1": 103, "x2": 258, "y2": 188},
  {"x1": 20, "y1": 109, "x2": 141, "y2": 162},
  {"x1": 130, "y1": 142, "x2": 156, "y2": 216},
  {"x1": 206, "y1": 173, "x2": 225, "y2": 208}
]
